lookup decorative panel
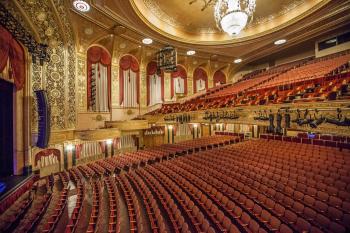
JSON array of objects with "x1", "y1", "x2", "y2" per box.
[{"x1": 5, "y1": 0, "x2": 76, "y2": 131}]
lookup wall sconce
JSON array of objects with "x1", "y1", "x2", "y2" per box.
[
  {"x1": 106, "y1": 139, "x2": 113, "y2": 145},
  {"x1": 66, "y1": 144, "x2": 74, "y2": 151},
  {"x1": 168, "y1": 125, "x2": 173, "y2": 130}
]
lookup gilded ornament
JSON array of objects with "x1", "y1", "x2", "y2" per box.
[
  {"x1": 36, "y1": 12, "x2": 46, "y2": 22},
  {"x1": 45, "y1": 27, "x2": 54, "y2": 37},
  {"x1": 119, "y1": 43, "x2": 126, "y2": 49},
  {"x1": 51, "y1": 54, "x2": 60, "y2": 63},
  {"x1": 49, "y1": 39, "x2": 58, "y2": 48},
  {"x1": 50, "y1": 71, "x2": 60, "y2": 81},
  {"x1": 51, "y1": 89, "x2": 61, "y2": 98}
]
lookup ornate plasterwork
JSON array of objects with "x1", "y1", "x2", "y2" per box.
[{"x1": 5, "y1": 0, "x2": 76, "y2": 130}]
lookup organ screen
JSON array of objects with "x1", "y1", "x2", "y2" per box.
[{"x1": 35, "y1": 90, "x2": 50, "y2": 148}]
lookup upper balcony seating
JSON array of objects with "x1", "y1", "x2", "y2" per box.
[{"x1": 149, "y1": 51, "x2": 350, "y2": 114}]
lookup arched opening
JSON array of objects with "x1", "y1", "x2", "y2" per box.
[
  {"x1": 147, "y1": 61, "x2": 164, "y2": 106},
  {"x1": 193, "y1": 67, "x2": 208, "y2": 93},
  {"x1": 171, "y1": 65, "x2": 187, "y2": 98},
  {"x1": 119, "y1": 55, "x2": 140, "y2": 108},
  {"x1": 213, "y1": 69, "x2": 226, "y2": 86},
  {"x1": 87, "y1": 45, "x2": 111, "y2": 112}
]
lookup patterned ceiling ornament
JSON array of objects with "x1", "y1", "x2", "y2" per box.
[{"x1": 0, "y1": 3, "x2": 50, "y2": 65}]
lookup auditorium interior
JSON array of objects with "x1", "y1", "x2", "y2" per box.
[{"x1": 1, "y1": 0, "x2": 350, "y2": 232}]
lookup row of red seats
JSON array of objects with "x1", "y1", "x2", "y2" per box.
[
  {"x1": 86, "y1": 181, "x2": 102, "y2": 233},
  {"x1": 13, "y1": 193, "x2": 52, "y2": 233},
  {"x1": 115, "y1": 175, "x2": 143, "y2": 232},
  {"x1": 143, "y1": 166, "x2": 218, "y2": 232},
  {"x1": 126, "y1": 171, "x2": 168, "y2": 232},
  {"x1": 184, "y1": 140, "x2": 350, "y2": 232},
  {"x1": 133, "y1": 169, "x2": 184, "y2": 232},
  {"x1": 260, "y1": 134, "x2": 350, "y2": 150},
  {"x1": 43, "y1": 188, "x2": 68, "y2": 233},
  {"x1": 65, "y1": 183, "x2": 85, "y2": 233},
  {"x1": 105, "y1": 177, "x2": 120, "y2": 233},
  {"x1": 69, "y1": 136, "x2": 238, "y2": 178}
]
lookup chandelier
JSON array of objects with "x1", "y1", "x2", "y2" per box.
[{"x1": 189, "y1": 0, "x2": 256, "y2": 36}]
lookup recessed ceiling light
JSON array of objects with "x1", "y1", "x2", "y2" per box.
[
  {"x1": 142, "y1": 38, "x2": 153, "y2": 45},
  {"x1": 234, "y1": 58, "x2": 242, "y2": 64},
  {"x1": 274, "y1": 39, "x2": 287, "y2": 45},
  {"x1": 73, "y1": 0, "x2": 90, "y2": 12},
  {"x1": 187, "y1": 50, "x2": 196, "y2": 56}
]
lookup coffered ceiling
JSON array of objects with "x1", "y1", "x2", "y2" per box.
[{"x1": 67, "y1": 0, "x2": 350, "y2": 67}]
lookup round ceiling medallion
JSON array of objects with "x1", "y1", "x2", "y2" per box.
[
  {"x1": 119, "y1": 43, "x2": 126, "y2": 49},
  {"x1": 84, "y1": 27, "x2": 93, "y2": 35},
  {"x1": 73, "y1": 0, "x2": 90, "y2": 12}
]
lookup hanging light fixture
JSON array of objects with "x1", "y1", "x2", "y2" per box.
[{"x1": 214, "y1": 0, "x2": 256, "y2": 36}]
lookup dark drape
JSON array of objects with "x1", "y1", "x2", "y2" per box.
[
  {"x1": 0, "y1": 79, "x2": 14, "y2": 176},
  {"x1": 87, "y1": 46, "x2": 111, "y2": 110},
  {"x1": 146, "y1": 61, "x2": 164, "y2": 105}
]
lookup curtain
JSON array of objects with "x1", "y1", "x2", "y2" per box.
[
  {"x1": 149, "y1": 74, "x2": 162, "y2": 105},
  {"x1": 0, "y1": 26, "x2": 25, "y2": 90},
  {"x1": 176, "y1": 124, "x2": 191, "y2": 136},
  {"x1": 193, "y1": 67, "x2": 208, "y2": 93},
  {"x1": 213, "y1": 70, "x2": 226, "y2": 86},
  {"x1": 90, "y1": 63, "x2": 108, "y2": 111},
  {"x1": 174, "y1": 77, "x2": 185, "y2": 94},
  {"x1": 120, "y1": 135, "x2": 135, "y2": 148},
  {"x1": 171, "y1": 65, "x2": 187, "y2": 98},
  {"x1": 87, "y1": 46, "x2": 111, "y2": 111},
  {"x1": 123, "y1": 69, "x2": 138, "y2": 107},
  {"x1": 147, "y1": 61, "x2": 164, "y2": 105},
  {"x1": 81, "y1": 141, "x2": 102, "y2": 158},
  {"x1": 119, "y1": 55, "x2": 140, "y2": 107},
  {"x1": 196, "y1": 79, "x2": 206, "y2": 92}
]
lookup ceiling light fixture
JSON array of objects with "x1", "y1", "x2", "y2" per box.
[
  {"x1": 142, "y1": 38, "x2": 153, "y2": 45},
  {"x1": 274, "y1": 39, "x2": 287, "y2": 45},
  {"x1": 234, "y1": 58, "x2": 242, "y2": 63},
  {"x1": 73, "y1": 0, "x2": 90, "y2": 12},
  {"x1": 187, "y1": 50, "x2": 196, "y2": 56},
  {"x1": 214, "y1": 0, "x2": 256, "y2": 36}
]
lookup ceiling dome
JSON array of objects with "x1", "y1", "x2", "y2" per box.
[{"x1": 129, "y1": 0, "x2": 325, "y2": 44}]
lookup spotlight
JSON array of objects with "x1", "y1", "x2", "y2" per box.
[
  {"x1": 142, "y1": 38, "x2": 153, "y2": 45},
  {"x1": 234, "y1": 58, "x2": 242, "y2": 64},
  {"x1": 274, "y1": 39, "x2": 287, "y2": 45},
  {"x1": 187, "y1": 50, "x2": 196, "y2": 56}
]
